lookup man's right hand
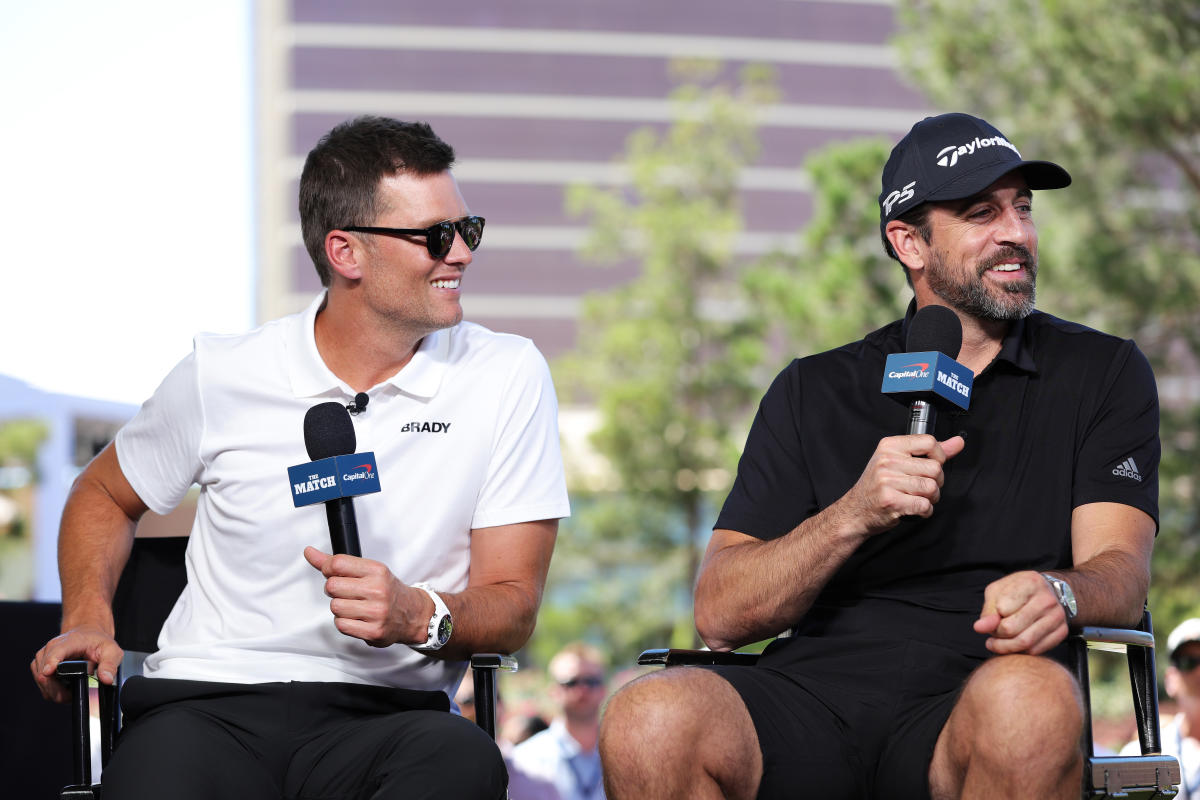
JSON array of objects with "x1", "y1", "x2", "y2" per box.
[
  {"x1": 839, "y1": 433, "x2": 966, "y2": 537},
  {"x1": 31, "y1": 626, "x2": 124, "y2": 703}
]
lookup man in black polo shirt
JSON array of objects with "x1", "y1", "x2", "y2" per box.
[{"x1": 599, "y1": 113, "x2": 1160, "y2": 800}]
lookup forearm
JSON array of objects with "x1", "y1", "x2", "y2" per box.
[
  {"x1": 57, "y1": 446, "x2": 144, "y2": 633},
  {"x1": 58, "y1": 484, "x2": 138, "y2": 633},
  {"x1": 695, "y1": 501, "x2": 869, "y2": 651},
  {"x1": 1049, "y1": 547, "x2": 1149, "y2": 629},
  {"x1": 436, "y1": 580, "x2": 543, "y2": 659}
]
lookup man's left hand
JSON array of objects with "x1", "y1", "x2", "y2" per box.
[
  {"x1": 303, "y1": 546, "x2": 432, "y2": 648},
  {"x1": 973, "y1": 570, "x2": 1068, "y2": 656}
]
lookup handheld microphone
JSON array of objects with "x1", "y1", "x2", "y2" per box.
[
  {"x1": 287, "y1": 401, "x2": 382, "y2": 557},
  {"x1": 881, "y1": 305, "x2": 973, "y2": 435}
]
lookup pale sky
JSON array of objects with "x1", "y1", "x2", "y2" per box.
[{"x1": 0, "y1": 0, "x2": 255, "y2": 405}]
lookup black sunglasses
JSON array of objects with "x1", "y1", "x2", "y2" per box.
[
  {"x1": 559, "y1": 676, "x2": 604, "y2": 689},
  {"x1": 343, "y1": 216, "x2": 485, "y2": 259},
  {"x1": 1174, "y1": 654, "x2": 1200, "y2": 673}
]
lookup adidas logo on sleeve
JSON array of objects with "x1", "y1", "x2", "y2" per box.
[{"x1": 1111, "y1": 457, "x2": 1143, "y2": 482}]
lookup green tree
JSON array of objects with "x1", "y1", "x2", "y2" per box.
[
  {"x1": 546, "y1": 63, "x2": 780, "y2": 664},
  {"x1": 0, "y1": 418, "x2": 49, "y2": 473},
  {"x1": 894, "y1": 0, "x2": 1200, "y2": 642},
  {"x1": 746, "y1": 137, "x2": 909, "y2": 353}
]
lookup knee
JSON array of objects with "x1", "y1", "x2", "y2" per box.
[
  {"x1": 409, "y1": 714, "x2": 507, "y2": 798},
  {"x1": 962, "y1": 655, "x2": 1083, "y2": 761},
  {"x1": 599, "y1": 670, "x2": 711, "y2": 763}
]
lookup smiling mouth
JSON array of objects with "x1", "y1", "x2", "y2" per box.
[{"x1": 431, "y1": 279, "x2": 460, "y2": 289}]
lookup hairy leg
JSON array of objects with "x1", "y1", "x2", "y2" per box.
[
  {"x1": 929, "y1": 654, "x2": 1083, "y2": 800},
  {"x1": 599, "y1": 667, "x2": 762, "y2": 800}
]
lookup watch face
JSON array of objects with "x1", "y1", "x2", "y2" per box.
[
  {"x1": 1054, "y1": 580, "x2": 1077, "y2": 617},
  {"x1": 436, "y1": 615, "x2": 453, "y2": 645}
]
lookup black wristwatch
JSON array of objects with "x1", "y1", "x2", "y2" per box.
[{"x1": 1040, "y1": 573, "x2": 1078, "y2": 622}]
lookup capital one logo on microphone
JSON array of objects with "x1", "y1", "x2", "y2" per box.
[
  {"x1": 888, "y1": 362, "x2": 931, "y2": 379},
  {"x1": 287, "y1": 452, "x2": 382, "y2": 507},
  {"x1": 881, "y1": 352, "x2": 973, "y2": 411}
]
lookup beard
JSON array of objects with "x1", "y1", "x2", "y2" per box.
[{"x1": 924, "y1": 245, "x2": 1038, "y2": 321}]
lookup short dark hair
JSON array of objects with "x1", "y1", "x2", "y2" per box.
[{"x1": 299, "y1": 116, "x2": 456, "y2": 286}]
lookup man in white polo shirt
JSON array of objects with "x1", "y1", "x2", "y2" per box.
[{"x1": 31, "y1": 116, "x2": 570, "y2": 799}]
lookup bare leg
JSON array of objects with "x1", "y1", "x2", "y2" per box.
[
  {"x1": 929, "y1": 654, "x2": 1083, "y2": 800},
  {"x1": 599, "y1": 667, "x2": 762, "y2": 800}
]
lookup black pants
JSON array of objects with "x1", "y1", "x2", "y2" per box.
[{"x1": 102, "y1": 677, "x2": 507, "y2": 800}]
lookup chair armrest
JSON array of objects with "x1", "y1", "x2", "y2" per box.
[
  {"x1": 469, "y1": 653, "x2": 518, "y2": 741},
  {"x1": 56, "y1": 659, "x2": 115, "y2": 795},
  {"x1": 1071, "y1": 610, "x2": 1169, "y2": 773},
  {"x1": 637, "y1": 648, "x2": 759, "y2": 667},
  {"x1": 1078, "y1": 626, "x2": 1155, "y2": 651}
]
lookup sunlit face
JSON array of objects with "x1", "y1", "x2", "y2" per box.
[
  {"x1": 921, "y1": 173, "x2": 1040, "y2": 321},
  {"x1": 550, "y1": 653, "x2": 607, "y2": 722},
  {"x1": 1167, "y1": 642, "x2": 1200, "y2": 712},
  {"x1": 352, "y1": 170, "x2": 474, "y2": 336}
]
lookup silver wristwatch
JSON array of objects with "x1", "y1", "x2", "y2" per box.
[
  {"x1": 1040, "y1": 573, "x2": 1078, "y2": 622},
  {"x1": 412, "y1": 582, "x2": 453, "y2": 652}
]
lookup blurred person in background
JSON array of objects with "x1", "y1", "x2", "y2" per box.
[
  {"x1": 512, "y1": 642, "x2": 607, "y2": 800},
  {"x1": 503, "y1": 707, "x2": 552, "y2": 747},
  {"x1": 1122, "y1": 617, "x2": 1200, "y2": 798}
]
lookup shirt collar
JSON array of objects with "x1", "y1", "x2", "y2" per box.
[
  {"x1": 286, "y1": 292, "x2": 452, "y2": 400},
  {"x1": 899, "y1": 299, "x2": 1038, "y2": 375}
]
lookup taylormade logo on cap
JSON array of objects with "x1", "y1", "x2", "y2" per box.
[
  {"x1": 935, "y1": 135, "x2": 1021, "y2": 168},
  {"x1": 878, "y1": 113, "x2": 1071, "y2": 261}
]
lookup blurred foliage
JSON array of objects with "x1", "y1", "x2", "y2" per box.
[
  {"x1": 895, "y1": 0, "x2": 1200, "y2": 660},
  {"x1": 545, "y1": 63, "x2": 781, "y2": 666},
  {"x1": 0, "y1": 418, "x2": 49, "y2": 471},
  {"x1": 746, "y1": 137, "x2": 909, "y2": 353},
  {"x1": 0, "y1": 419, "x2": 47, "y2": 598}
]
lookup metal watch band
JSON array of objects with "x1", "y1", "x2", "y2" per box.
[{"x1": 1040, "y1": 572, "x2": 1077, "y2": 621}]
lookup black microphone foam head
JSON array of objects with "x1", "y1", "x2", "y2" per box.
[
  {"x1": 303, "y1": 401, "x2": 357, "y2": 460},
  {"x1": 906, "y1": 304, "x2": 963, "y2": 359}
]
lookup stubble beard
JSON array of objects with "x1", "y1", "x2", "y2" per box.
[{"x1": 925, "y1": 245, "x2": 1038, "y2": 321}]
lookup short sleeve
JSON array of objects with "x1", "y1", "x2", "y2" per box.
[
  {"x1": 715, "y1": 362, "x2": 817, "y2": 540},
  {"x1": 1073, "y1": 341, "x2": 1160, "y2": 529},
  {"x1": 470, "y1": 341, "x2": 570, "y2": 529},
  {"x1": 114, "y1": 350, "x2": 206, "y2": 515}
]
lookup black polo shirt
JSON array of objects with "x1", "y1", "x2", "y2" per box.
[{"x1": 715, "y1": 304, "x2": 1159, "y2": 660}]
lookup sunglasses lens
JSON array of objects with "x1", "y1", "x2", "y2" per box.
[
  {"x1": 427, "y1": 222, "x2": 456, "y2": 258},
  {"x1": 1178, "y1": 656, "x2": 1200, "y2": 672},
  {"x1": 458, "y1": 217, "x2": 484, "y2": 251}
]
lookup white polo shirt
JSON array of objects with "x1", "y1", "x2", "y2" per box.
[{"x1": 116, "y1": 293, "x2": 570, "y2": 698}]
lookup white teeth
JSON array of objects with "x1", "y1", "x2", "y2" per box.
[
  {"x1": 431, "y1": 279, "x2": 460, "y2": 289},
  {"x1": 991, "y1": 264, "x2": 1021, "y2": 272}
]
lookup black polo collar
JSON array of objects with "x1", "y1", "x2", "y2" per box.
[{"x1": 899, "y1": 300, "x2": 1038, "y2": 375}]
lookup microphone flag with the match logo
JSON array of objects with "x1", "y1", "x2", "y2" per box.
[{"x1": 288, "y1": 453, "x2": 382, "y2": 507}]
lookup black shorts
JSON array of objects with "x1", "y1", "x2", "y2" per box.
[
  {"x1": 101, "y1": 676, "x2": 507, "y2": 800},
  {"x1": 704, "y1": 635, "x2": 983, "y2": 800}
]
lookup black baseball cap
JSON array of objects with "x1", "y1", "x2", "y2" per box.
[{"x1": 879, "y1": 113, "x2": 1072, "y2": 237}]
